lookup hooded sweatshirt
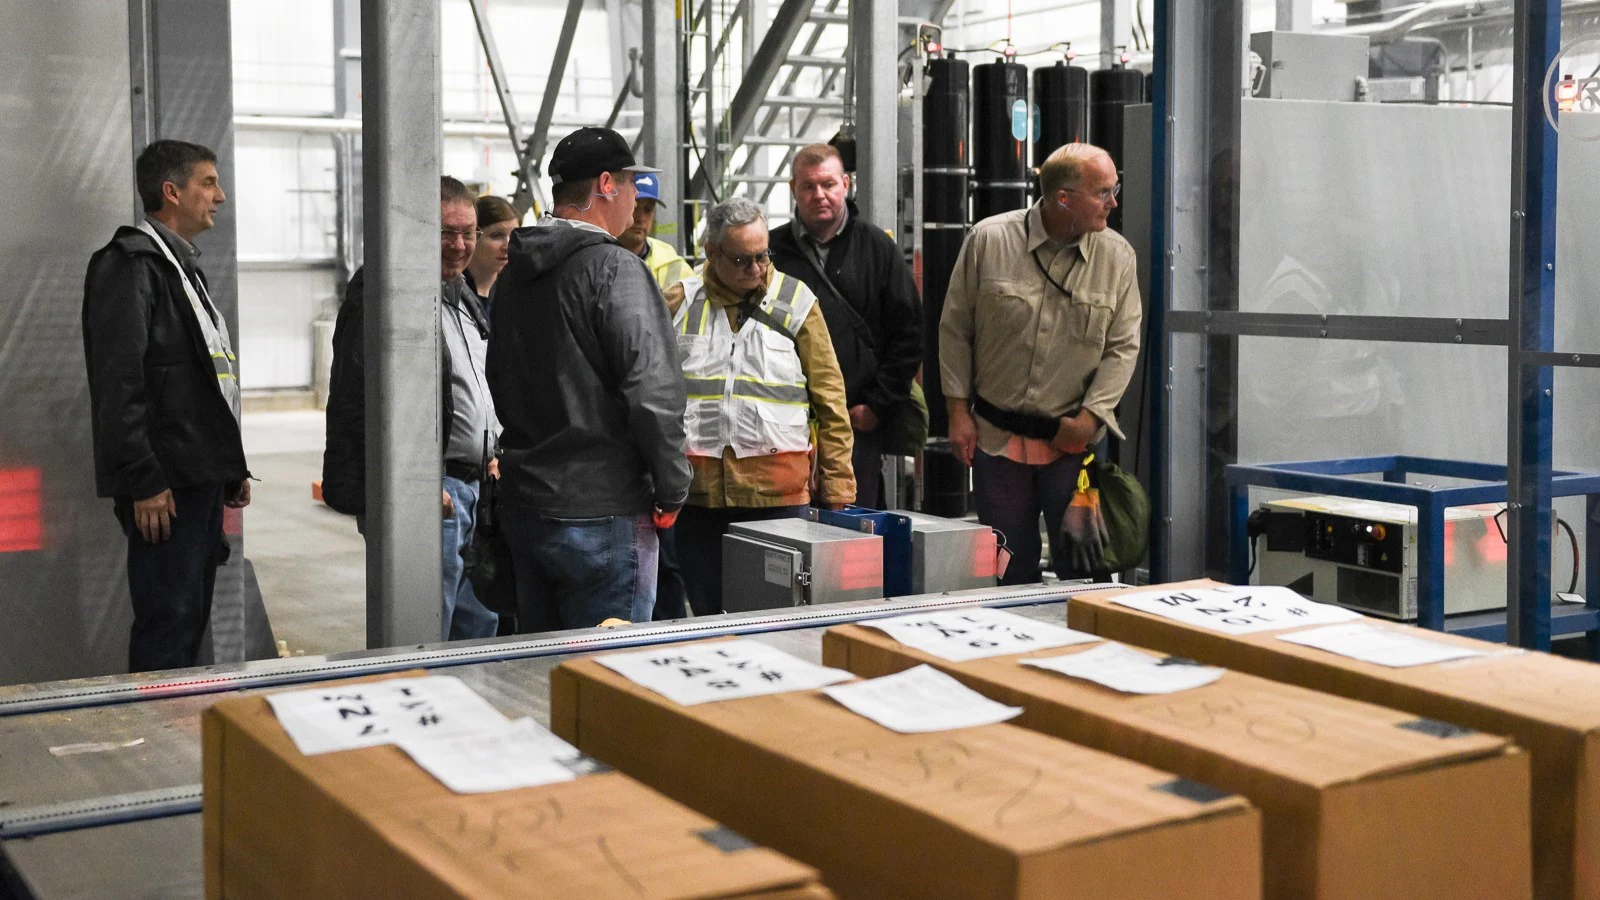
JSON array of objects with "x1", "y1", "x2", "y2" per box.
[{"x1": 486, "y1": 216, "x2": 691, "y2": 517}]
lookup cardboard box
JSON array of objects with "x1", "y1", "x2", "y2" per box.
[
  {"x1": 1067, "y1": 580, "x2": 1600, "y2": 900},
  {"x1": 823, "y1": 623, "x2": 1531, "y2": 900},
  {"x1": 203, "y1": 673, "x2": 828, "y2": 900},
  {"x1": 550, "y1": 642, "x2": 1263, "y2": 900}
]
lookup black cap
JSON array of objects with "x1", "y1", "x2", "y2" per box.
[{"x1": 547, "y1": 126, "x2": 661, "y2": 185}]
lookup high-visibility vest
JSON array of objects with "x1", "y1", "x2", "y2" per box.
[
  {"x1": 645, "y1": 237, "x2": 694, "y2": 292},
  {"x1": 673, "y1": 272, "x2": 816, "y2": 459}
]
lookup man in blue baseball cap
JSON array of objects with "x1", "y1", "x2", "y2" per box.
[{"x1": 619, "y1": 171, "x2": 693, "y2": 292}]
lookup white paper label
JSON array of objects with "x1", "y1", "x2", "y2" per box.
[
  {"x1": 594, "y1": 638, "x2": 853, "y2": 706},
  {"x1": 764, "y1": 549, "x2": 791, "y2": 587},
  {"x1": 865, "y1": 608, "x2": 1100, "y2": 662},
  {"x1": 1021, "y1": 642, "x2": 1226, "y2": 694},
  {"x1": 266, "y1": 675, "x2": 510, "y2": 756},
  {"x1": 821, "y1": 664, "x2": 1022, "y2": 734},
  {"x1": 1109, "y1": 585, "x2": 1363, "y2": 635},
  {"x1": 1276, "y1": 623, "x2": 1486, "y2": 668},
  {"x1": 398, "y1": 718, "x2": 591, "y2": 794}
]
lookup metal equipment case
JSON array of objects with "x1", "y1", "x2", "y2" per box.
[
  {"x1": 723, "y1": 518, "x2": 884, "y2": 612},
  {"x1": 900, "y1": 511, "x2": 998, "y2": 594},
  {"x1": 1255, "y1": 495, "x2": 1506, "y2": 620}
]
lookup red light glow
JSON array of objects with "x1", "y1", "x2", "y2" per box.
[{"x1": 0, "y1": 467, "x2": 43, "y2": 553}]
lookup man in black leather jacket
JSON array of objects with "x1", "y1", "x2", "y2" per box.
[
  {"x1": 769, "y1": 143, "x2": 922, "y2": 507},
  {"x1": 82, "y1": 140, "x2": 251, "y2": 673},
  {"x1": 487, "y1": 127, "x2": 690, "y2": 631}
]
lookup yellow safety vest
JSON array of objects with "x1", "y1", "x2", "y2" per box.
[
  {"x1": 645, "y1": 237, "x2": 694, "y2": 292},
  {"x1": 673, "y1": 272, "x2": 815, "y2": 458}
]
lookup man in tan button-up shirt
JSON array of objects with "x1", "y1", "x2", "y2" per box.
[{"x1": 939, "y1": 142, "x2": 1142, "y2": 585}]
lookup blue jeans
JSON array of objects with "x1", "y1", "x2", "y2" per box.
[
  {"x1": 500, "y1": 507, "x2": 658, "y2": 631},
  {"x1": 442, "y1": 475, "x2": 499, "y2": 640},
  {"x1": 972, "y1": 450, "x2": 1087, "y2": 585}
]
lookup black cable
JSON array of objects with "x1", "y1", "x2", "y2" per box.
[
  {"x1": 1492, "y1": 507, "x2": 1580, "y2": 594},
  {"x1": 686, "y1": 124, "x2": 722, "y2": 205},
  {"x1": 1559, "y1": 516, "x2": 1580, "y2": 594},
  {"x1": 1137, "y1": 0, "x2": 1152, "y2": 53}
]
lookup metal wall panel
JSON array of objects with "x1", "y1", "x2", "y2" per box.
[{"x1": 0, "y1": 3, "x2": 138, "y2": 684}]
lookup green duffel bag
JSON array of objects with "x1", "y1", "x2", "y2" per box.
[
  {"x1": 880, "y1": 380, "x2": 930, "y2": 458},
  {"x1": 1093, "y1": 458, "x2": 1151, "y2": 575}
]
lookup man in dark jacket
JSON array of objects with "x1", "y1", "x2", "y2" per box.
[
  {"x1": 322, "y1": 177, "x2": 502, "y2": 641},
  {"x1": 488, "y1": 127, "x2": 690, "y2": 631},
  {"x1": 770, "y1": 143, "x2": 922, "y2": 507},
  {"x1": 82, "y1": 139, "x2": 251, "y2": 673}
]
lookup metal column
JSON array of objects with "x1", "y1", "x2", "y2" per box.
[
  {"x1": 1275, "y1": 0, "x2": 1312, "y2": 32},
  {"x1": 850, "y1": 0, "x2": 898, "y2": 231},
  {"x1": 642, "y1": 0, "x2": 684, "y2": 249},
  {"x1": 1100, "y1": 0, "x2": 1131, "y2": 71},
  {"x1": 360, "y1": 0, "x2": 443, "y2": 649},
  {"x1": 1147, "y1": 0, "x2": 1171, "y2": 581},
  {"x1": 1505, "y1": 0, "x2": 1560, "y2": 650},
  {"x1": 530, "y1": 0, "x2": 586, "y2": 174}
]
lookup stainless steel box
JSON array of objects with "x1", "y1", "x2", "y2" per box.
[
  {"x1": 900, "y1": 512, "x2": 998, "y2": 594},
  {"x1": 1249, "y1": 31, "x2": 1369, "y2": 101},
  {"x1": 723, "y1": 518, "x2": 884, "y2": 612},
  {"x1": 1255, "y1": 496, "x2": 1507, "y2": 620}
]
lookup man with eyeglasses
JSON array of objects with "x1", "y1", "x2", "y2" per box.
[
  {"x1": 487, "y1": 127, "x2": 691, "y2": 631},
  {"x1": 323, "y1": 176, "x2": 502, "y2": 641},
  {"x1": 939, "y1": 142, "x2": 1142, "y2": 585},
  {"x1": 662, "y1": 196, "x2": 855, "y2": 616}
]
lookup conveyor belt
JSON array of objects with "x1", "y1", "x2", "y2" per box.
[{"x1": 0, "y1": 585, "x2": 1089, "y2": 900}]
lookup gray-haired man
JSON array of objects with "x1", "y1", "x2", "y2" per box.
[{"x1": 661, "y1": 196, "x2": 855, "y2": 616}]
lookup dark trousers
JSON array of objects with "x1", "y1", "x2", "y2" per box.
[
  {"x1": 115, "y1": 483, "x2": 226, "y2": 672},
  {"x1": 972, "y1": 450, "x2": 1087, "y2": 586},
  {"x1": 653, "y1": 525, "x2": 688, "y2": 620},
  {"x1": 852, "y1": 426, "x2": 883, "y2": 509},
  {"x1": 676, "y1": 504, "x2": 808, "y2": 616}
]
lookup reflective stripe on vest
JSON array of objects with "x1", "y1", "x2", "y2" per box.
[{"x1": 672, "y1": 272, "x2": 817, "y2": 458}]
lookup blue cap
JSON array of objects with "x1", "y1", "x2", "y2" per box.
[{"x1": 633, "y1": 171, "x2": 661, "y2": 201}]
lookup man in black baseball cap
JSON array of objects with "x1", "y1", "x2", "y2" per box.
[{"x1": 486, "y1": 127, "x2": 689, "y2": 633}]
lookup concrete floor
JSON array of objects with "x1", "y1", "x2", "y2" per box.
[{"x1": 241, "y1": 410, "x2": 366, "y2": 657}]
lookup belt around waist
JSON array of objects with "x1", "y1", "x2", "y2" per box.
[
  {"x1": 971, "y1": 394, "x2": 1074, "y2": 441},
  {"x1": 444, "y1": 460, "x2": 483, "y2": 483}
]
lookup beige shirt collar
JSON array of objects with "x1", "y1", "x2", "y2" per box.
[{"x1": 1026, "y1": 202, "x2": 1090, "y2": 264}]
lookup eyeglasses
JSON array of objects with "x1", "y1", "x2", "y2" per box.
[
  {"x1": 1066, "y1": 184, "x2": 1121, "y2": 203},
  {"x1": 725, "y1": 250, "x2": 773, "y2": 269},
  {"x1": 440, "y1": 228, "x2": 481, "y2": 245}
]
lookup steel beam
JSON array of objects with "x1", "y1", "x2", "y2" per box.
[
  {"x1": 466, "y1": 0, "x2": 547, "y2": 216},
  {"x1": 690, "y1": 0, "x2": 816, "y2": 200},
  {"x1": 1275, "y1": 0, "x2": 1312, "y2": 31},
  {"x1": 1100, "y1": 0, "x2": 1131, "y2": 70},
  {"x1": 530, "y1": 0, "x2": 586, "y2": 173},
  {"x1": 850, "y1": 0, "x2": 898, "y2": 230},
  {"x1": 642, "y1": 0, "x2": 684, "y2": 247},
  {"x1": 360, "y1": 0, "x2": 443, "y2": 649},
  {"x1": 1166, "y1": 311, "x2": 1510, "y2": 345},
  {"x1": 1505, "y1": 0, "x2": 1560, "y2": 650}
]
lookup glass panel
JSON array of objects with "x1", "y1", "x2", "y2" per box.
[
  {"x1": 1238, "y1": 100, "x2": 1510, "y2": 320},
  {"x1": 1554, "y1": 367, "x2": 1600, "y2": 601},
  {"x1": 1238, "y1": 338, "x2": 1507, "y2": 465},
  {"x1": 1553, "y1": 32, "x2": 1600, "y2": 354}
]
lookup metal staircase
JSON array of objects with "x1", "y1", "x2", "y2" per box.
[{"x1": 685, "y1": 0, "x2": 854, "y2": 225}]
